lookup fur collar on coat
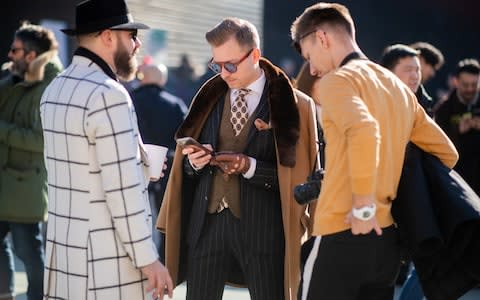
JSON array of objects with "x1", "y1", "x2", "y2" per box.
[
  {"x1": 25, "y1": 50, "x2": 60, "y2": 82},
  {"x1": 176, "y1": 57, "x2": 300, "y2": 167}
]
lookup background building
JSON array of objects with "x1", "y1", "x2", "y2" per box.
[{"x1": 1, "y1": 0, "x2": 479, "y2": 96}]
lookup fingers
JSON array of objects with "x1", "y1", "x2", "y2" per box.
[
  {"x1": 349, "y1": 216, "x2": 383, "y2": 236},
  {"x1": 153, "y1": 273, "x2": 173, "y2": 300},
  {"x1": 145, "y1": 275, "x2": 155, "y2": 293},
  {"x1": 374, "y1": 221, "x2": 383, "y2": 236},
  {"x1": 165, "y1": 274, "x2": 174, "y2": 298},
  {"x1": 184, "y1": 146, "x2": 212, "y2": 169}
]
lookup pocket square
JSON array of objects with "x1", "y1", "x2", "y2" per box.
[{"x1": 254, "y1": 118, "x2": 271, "y2": 131}]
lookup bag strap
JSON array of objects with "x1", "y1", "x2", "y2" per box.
[{"x1": 310, "y1": 106, "x2": 325, "y2": 174}]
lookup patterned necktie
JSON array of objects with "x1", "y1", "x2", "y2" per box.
[{"x1": 230, "y1": 88, "x2": 250, "y2": 136}]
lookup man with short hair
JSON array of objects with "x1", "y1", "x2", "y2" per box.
[
  {"x1": 410, "y1": 41, "x2": 444, "y2": 84},
  {"x1": 379, "y1": 44, "x2": 433, "y2": 116},
  {"x1": 291, "y1": 3, "x2": 458, "y2": 299},
  {"x1": 0, "y1": 21, "x2": 62, "y2": 300},
  {"x1": 435, "y1": 58, "x2": 480, "y2": 196},
  {"x1": 40, "y1": 0, "x2": 172, "y2": 299},
  {"x1": 158, "y1": 17, "x2": 318, "y2": 300}
]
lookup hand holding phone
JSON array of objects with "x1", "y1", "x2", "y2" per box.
[
  {"x1": 176, "y1": 137, "x2": 213, "y2": 169},
  {"x1": 176, "y1": 137, "x2": 213, "y2": 155}
]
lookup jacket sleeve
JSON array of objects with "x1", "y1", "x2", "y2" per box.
[
  {"x1": 0, "y1": 102, "x2": 44, "y2": 153},
  {"x1": 410, "y1": 98, "x2": 458, "y2": 169},
  {"x1": 85, "y1": 87, "x2": 158, "y2": 268},
  {"x1": 247, "y1": 160, "x2": 279, "y2": 191}
]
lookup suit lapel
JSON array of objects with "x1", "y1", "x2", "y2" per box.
[
  {"x1": 246, "y1": 84, "x2": 269, "y2": 144},
  {"x1": 210, "y1": 95, "x2": 226, "y2": 148}
]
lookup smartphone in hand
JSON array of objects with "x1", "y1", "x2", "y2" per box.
[{"x1": 176, "y1": 137, "x2": 213, "y2": 155}]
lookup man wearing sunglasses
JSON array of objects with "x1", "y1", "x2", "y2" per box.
[
  {"x1": 0, "y1": 21, "x2": 62, "y2": 300},
  {"x1": 39, "y1": 0, "x2": 172, "y2": 299},
  {"x1": 158, "y1": 17, "x2": 318, "y2": 300}
]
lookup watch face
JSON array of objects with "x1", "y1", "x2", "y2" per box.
[{"x1": 362, "y1": 211, "x2": 371, "y2": 219}]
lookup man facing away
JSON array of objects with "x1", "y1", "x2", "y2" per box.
[
  {"x1": 158, "y1": 17, "x2": 318, "y2": 300},
  {"x1": 0, "y1": 22, "x2": 62, "y2": 300},
  {"x1": 131, "y1": 64, "x2": 187, "y2": 261},
  {"x1": 39, "y1": 0, "x2": 172, "y2": 299},
  {"x1": 291, "y1": 3, "x2": 458, "y2": 300}
]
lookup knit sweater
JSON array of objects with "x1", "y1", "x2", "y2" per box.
[{"x1": 312, "y1": 59, "x2": 458, "y2": 236}]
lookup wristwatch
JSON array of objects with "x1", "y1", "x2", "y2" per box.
[{"x1": 352, "y1": 203, "x2": 376, "y2": 221}]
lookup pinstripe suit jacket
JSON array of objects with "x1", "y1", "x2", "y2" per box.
[
  {"x1": 40, "y1": 49, "x2": 158, "y2": 300},
  {"x1": 158, "y1": 58, "x2": 319, "y2": 299},
  {"x1": 184, "y1": 85, "x2": 284, "y2": 254}
]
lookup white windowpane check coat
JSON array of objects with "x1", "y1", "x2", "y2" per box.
[{"x1": 40, "y1": 53, "x2": 158, "y2": 299}]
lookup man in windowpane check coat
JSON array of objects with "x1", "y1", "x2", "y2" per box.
[
  {"x1": 39, "y1": 0, "x2": 172, "y2": 299},
  {"x1": 157, "y1": 17, "x2": 318, "y2": 300}
]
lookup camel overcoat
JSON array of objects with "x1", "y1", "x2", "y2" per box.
[{"x1": 157, "y1": 58, "x2": 318, "y2": 299}]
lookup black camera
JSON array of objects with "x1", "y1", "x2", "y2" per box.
[{"x1": 293, "y1": 168, "x2": 324, "y2": 205}]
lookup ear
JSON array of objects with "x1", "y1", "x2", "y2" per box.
[
  {"x1": 24, "y1": 50, "x2": 37, "y2": 63},
  {"x1": 316, "y1": 30, "x2": 329, "y2": 48},
  {"x1": 99, "y1": 29, "x2": 116, "y2": 48},
  {"x1": 252, "y1": 47, "x2": 261, "y2": 62},
  {"x1": 452, "y1": 77, "x2": 459, "y2": 88}
]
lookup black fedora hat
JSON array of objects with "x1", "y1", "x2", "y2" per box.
[{"x1": 62, "y1": 0, "x2": 149, "y2": 36}]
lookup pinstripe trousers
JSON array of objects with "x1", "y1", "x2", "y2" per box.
[{"x1": 186, "y1": 209, "x2": 284, "y2": 300}]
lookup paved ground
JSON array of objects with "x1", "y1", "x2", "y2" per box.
[{"x1": 14, "y1": 255, "x2": 480, "y2": 299}]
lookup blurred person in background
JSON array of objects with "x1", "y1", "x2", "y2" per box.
[
  {"x1": 380, "y1": 44, "x2": 431, "y2": 116},
  {"x1": 379, "y1": 43, "x2": 428, "y2": 300},
  {"x1": 166, "y1": 53, "x2": 198, "y2": 107},
  {"x1": 131, "y1": 63, "x2": 187, "y2": 262},
  {"x1": 410, "y1": 41, "x2": 445, "y2": 114},
  {"x1": 435, "y1": 58, "x2": 480, "y2": 196},
  {"x1": 0, "y1": 21, "x2": 62, "y2": 300}
]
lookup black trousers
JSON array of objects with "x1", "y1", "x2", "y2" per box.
[
  {"x1": 299, "y1": 225, "x2": 401, "y2": 300},
  {"x1": 186, "y1": 209, "x2": 284, "y2": 300}
]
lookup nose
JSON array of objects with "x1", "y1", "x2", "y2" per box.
[{"x1": 135, "y1": 38, "x2": 142, "y2": 49}]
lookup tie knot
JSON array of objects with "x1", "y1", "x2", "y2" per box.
[{"x1": 236, "y1": 88, "x2": 251, "y2": 97}]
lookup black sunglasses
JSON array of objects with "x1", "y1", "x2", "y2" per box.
[
  {"x1": 292, "y1": 29, "x2": 318, "y2": 54},
  {"x1": 9, "y1": 47, "x2": 24, "y2": 54},
  {"x1": 208, "y1": 48, "x2": 254, "y2": 74},
  {"x1": 112, "y1": 29, "x2": 139, "y2": 42}
]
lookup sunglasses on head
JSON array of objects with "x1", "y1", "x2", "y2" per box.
[{"x1": 208, "y1": 48, "x2": 254, "y2": 74}]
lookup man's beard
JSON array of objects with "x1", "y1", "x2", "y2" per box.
[
  {"x1": 114, "y1": 40, "x2": 137, "y2": 81},
  {"x1": 9, "y1": 59, "x2": 28, "y2": 78}
]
